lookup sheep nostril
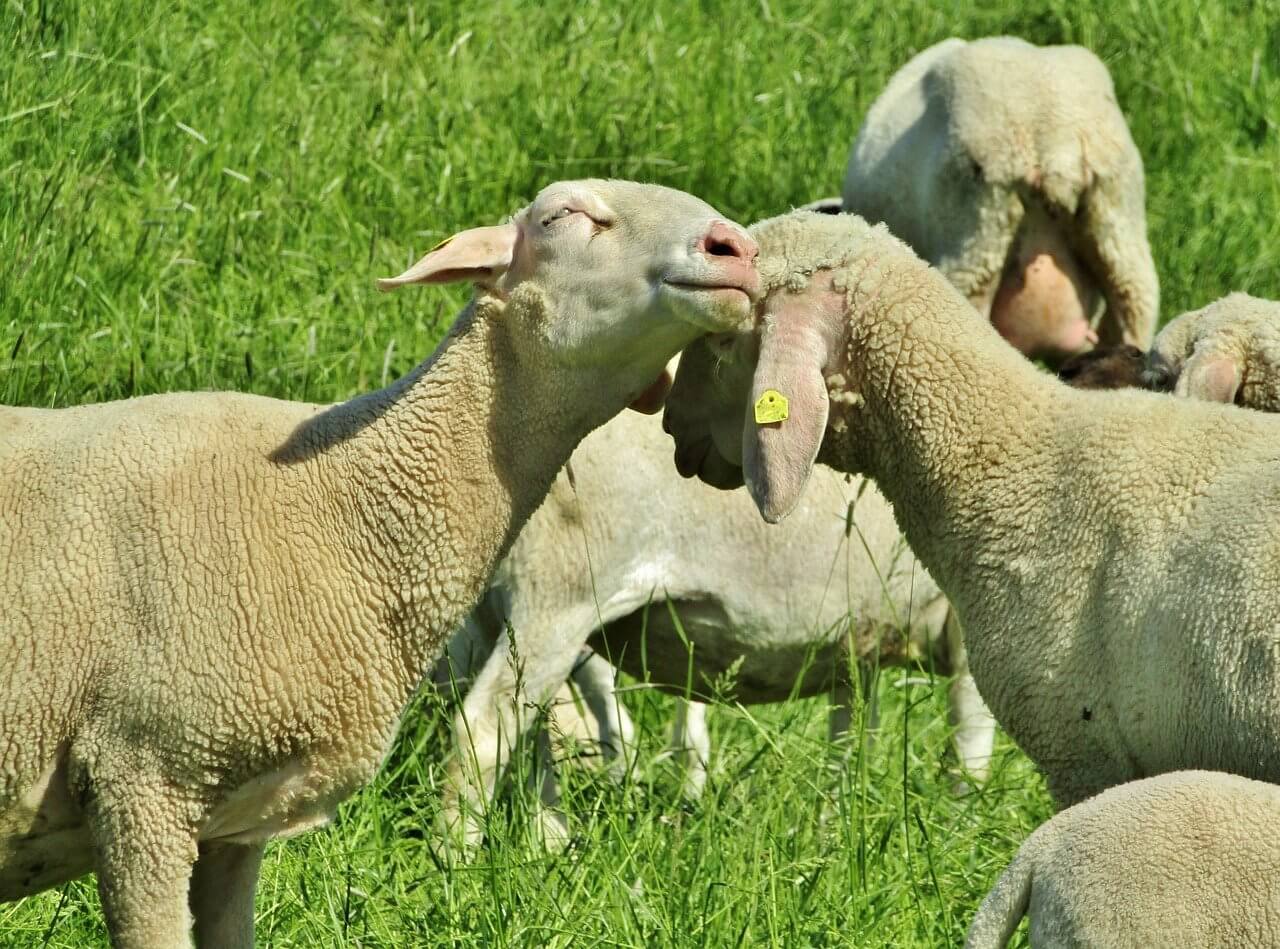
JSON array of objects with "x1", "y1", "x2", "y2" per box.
[{"x1": 699, "y1": 222, "x2": 758, "y2": 262}]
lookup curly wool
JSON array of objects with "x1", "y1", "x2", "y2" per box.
[
  {"x1": 674, "y1": 209, "x2": 1280, "y2": 808},
  {"x1": 842, "y1": 36, "x2": 1159, "y2": 350},
  {"x1": 965, "y1": 771, "x2": 1280, "y2": 948}
]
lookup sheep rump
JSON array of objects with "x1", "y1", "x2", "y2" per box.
[
  {"x1": 965, "y1": 770, "x2": 1280, "y2": 948},
  {"x1": 842, "y1": 36, "x2": 1159, "y2": 360}
]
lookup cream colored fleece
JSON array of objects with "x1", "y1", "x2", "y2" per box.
[
  {"x1": 843, "y1": 36, "x2": 1159, "y2": 348},
  {"x1": 670, "y1": 209, "x2": 1280, "y2": 809},
  {"x1": 966, "y1": 770, "x2": 1280, "y2": 948}
]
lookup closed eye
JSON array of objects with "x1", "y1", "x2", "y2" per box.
[
  {"x1": 541, "y1": 206, "x2": 615, "y2": 230},
  {"x1": 541, "y1": 206, "x2": 576, "y2": 227}
]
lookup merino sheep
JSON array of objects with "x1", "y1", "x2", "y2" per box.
[
  {"x1": 436, "y1": 404, "x2": 992, "y2": 848},
  {"x1": 664, "y1": 208, "x2": 1280, "y2": 808},
  {"x1": 1148, "y1": 292, "x2": 1280, "y2": 408},
  {"x1": 841, "y1": 36, "x2": 1159, "y2": 362},
  {"x1": 0, "y1": 179, "x2": 760, "y2": 948},
  {"x1": 965, "y1": 770, "x2": 1280, "y2": 948}
]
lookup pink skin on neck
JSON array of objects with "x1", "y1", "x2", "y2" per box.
[{"x1": 988, "y1": 216, "x2": 1100, "y2": 362}]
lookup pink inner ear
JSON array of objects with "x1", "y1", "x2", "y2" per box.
[
  {"x1": 1182, "y1": 353, "x2": 1241, "y2": 404},
  {"x1": 377, "y1": 222, "x2": 519, "y2": 291}
]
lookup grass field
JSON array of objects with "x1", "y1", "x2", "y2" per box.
[{"x1": 3, "y1": 0, "x2": 1279, "y2": 945}]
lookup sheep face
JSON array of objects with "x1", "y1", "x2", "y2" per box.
[
  {"x1": 379, "y1": 179, "x2": 760, "y2": 413},
  {"x1": 664, "y1": 331, "x2": 755, "y2": 489}
]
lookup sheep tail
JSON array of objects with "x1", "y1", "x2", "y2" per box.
[{"x1": 964, "y1": 850, "x2": 1033, "y2": 949}]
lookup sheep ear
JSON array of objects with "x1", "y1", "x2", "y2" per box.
[
  {"x1": 377, "y1": 223, "x2": 518, "y2": 291},
  {"x1": 1177, "y1": 348, "x2": 1240, "y2": 404},
  {"x1": 743, "y1": 298, "x2": 836, "y2": 524}
]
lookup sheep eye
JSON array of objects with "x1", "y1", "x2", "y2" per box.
[{"x1": 543, "y1": 207, "x2": 576, "y2": 227}]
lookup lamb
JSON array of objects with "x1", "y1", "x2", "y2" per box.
[
  {"x1": 841, "y1": 36, "x2": 1159, "y2": 362},
  {"x1": 436, "y1": 404, "x2": 993, "y2": 848},
  {"x1": 965, "y1": 770, "x2": 1280, "y2": 948},
  {"x1": 663, "y1": 208, "x2": 1280, "y2": 808},
  {"x1": 1147, "y1": 292, "x2": 1280, "y2": 408},
  {"x1": 0, "y1": 179, "x2": 760, "y2": 948}
]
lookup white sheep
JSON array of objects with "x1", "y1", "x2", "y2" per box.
[
  {"x1": 433, "y1": 626, "x2": 636, "y2": 850},
  {"x1": 664, "y1": 208, "x2": 1280, "y2": 808},
  {"x1": 0, "y1": 179, "x2": 760, "y2": 948},
  {"x1": 841, "y1": 36, "x2": 1159, "y2": 362},
  {"x1": 965, "y1": 770, "x2": 1280, "y2": 948},
  {"x1": 435, "y1": 404, "x2": 993, "y2": 848},
  {"x1": 1148, "y1": 292, "x2": 1280, "y2": 408}
]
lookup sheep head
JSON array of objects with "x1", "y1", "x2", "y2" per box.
[{"x1": 378, "y1": 179, "x2": 759, "y2": 415}]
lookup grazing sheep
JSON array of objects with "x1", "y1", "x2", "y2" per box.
[
  {"x1": 436, "y1": 405, "x2": 992, "y2": 848},
  {"x1": 0, "y1": 179, "x2": 759, "y2": 948},
  {"x1": 664, "y1": 208, "x2": 1280, "y2": 808},
  {"x1": 1055, "y1": 344, "x2": 1148, "y2": 390},
  {"x1": 965, "y1": 770, "x2": 1280, "y2": 948},
  {"x1": 1148, "y1": 292, "x2": 1280, "y2": 408},
  {"x1": 842, "y1": 36, "x2": 1159, "y2": 362}
]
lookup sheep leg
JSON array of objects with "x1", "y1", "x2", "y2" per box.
[
  {"x1": 670, "y1": 699, "x2": 711, "y2": 798},
  {"x1": 568, "y1": 650, "x2": 637, "y2": 776},
  {"x1": 189, "y1": 840, "x2": 264, "y2": 948},
  {"x1": 438, "y1": 623, "x2": 588, "y2": 849},
  {"x1": 85, "y1": 775, "x2": 198, "y2": 949},
  {"x1": 945, "y1": 612, "x2": 996, "y2": 792}
]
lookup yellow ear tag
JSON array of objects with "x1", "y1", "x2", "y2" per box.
[
  {"x1": 754, "y1": 389, "x2": 790, "y2": 424},
  {"x1": 429, "y1": 234, "x2": 456, "y2": 252}
]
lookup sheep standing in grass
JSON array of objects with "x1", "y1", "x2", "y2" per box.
[
  {"x1": 841, "y1": 36, "x2": 1159, "y2": 362},
  {"x1": 0, "y1": 179, "x2": 759, "y2": 948},
  {"x1": 437, "y1": 404, "x2": 990, "y2": 849},
  {"x1": 1147, "y1": 292, "x2": 1280, "y2": 407},
  {"x1": 965, "y1": 770, "x2": 1280, "y2": 948},
  {"x1": 664, "y1": 209, "x2": 1280, "y2": 808}
]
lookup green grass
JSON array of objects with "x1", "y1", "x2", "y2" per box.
[{"x1": 2, "y1": 0, "x2": 1278, "y2": 944}]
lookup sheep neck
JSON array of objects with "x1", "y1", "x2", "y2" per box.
[
  {"x1": 327, "y1": 295, "x2": 596, "y2": 689},
  {"x1": 839, "y1": 258, "x2": 1057, "y2": 609}
]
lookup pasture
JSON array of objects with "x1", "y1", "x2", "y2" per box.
[{"x1": 2, "y1": 0, "x2": 1279, "y2": 945}]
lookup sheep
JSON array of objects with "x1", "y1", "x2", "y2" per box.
[
  {"x1": 1148, "y1": 292, "x2": 1280, "y2": 408},
  {"x1": 663, "y1": 208, "x2": 1280, "y2": 809},
  {"x1": 0, "y1": 179, "x2": 760, "y2": 948},
  {"x1": 841, "y1": 36, "x2": 1159, "y2": 363},
  {"x1": 435, "y1": 403, "x2": 994, "y2": 849},
  {"x1": 433, "y1": 625, "x2": 637, "y2": 850},
  {"x1": 965, "y1": 770, "x2": 1280, "y2": 948}
]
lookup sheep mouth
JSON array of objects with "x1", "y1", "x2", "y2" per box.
[
  {"x1": 664, "y1": 279, "x2": 753, "y2": 295},
  {"x1": 662, "y1": 281, "x2": 756, "y2": 308}
]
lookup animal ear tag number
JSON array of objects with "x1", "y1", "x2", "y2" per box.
[{"x1": 754, "y1": 389, "x2": 790, "y2": 424}]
